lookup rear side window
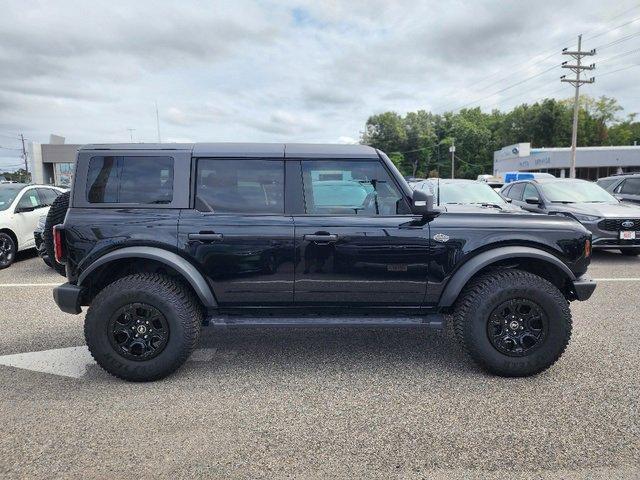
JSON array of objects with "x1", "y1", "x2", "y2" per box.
[
  {"x1": 619, "y1": 178, "x2": 640, "y2": 195},
  {"x1": 37, "y1": 188, "x2": 59, "y2": 206},
  {"x1": 195, "y1": 159, "x2": 284, "y2": 214},
  {"x1": 86, "y1": 156, "x2": 174, "y2": 204},
  {"x1": 508, "y1": 183, "x2": 525, "y2": 201},
  {"x1": 523, "y1": 183, "x2": 539, "y2": 200}
]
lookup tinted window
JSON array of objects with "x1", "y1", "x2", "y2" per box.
[
  {"x1": 37, "y1": 188, "x2": 59, "y2": 206},
  {"x1": 596, "y1": 178, "x2": 617, "y2": 190},
  {"x1": 87, "y1": 156, "x2": 174, "y2": 204},
  {"x1": 523, "y1": 183, "x2": 539, "y2": 200},
  {"x1": 195, "y1": 159, "x2": 284, "y2": 214},
  {"x1": 301, "y1": 160, "x2": 410, "y2": 215},
  {"x1": 16, "y1": 189, "x2": 43, "y2": 210},
  {"x1": 620, "y1": 178, "x2": 640, "y2": 195},
  {"x1": 508, "y1": 183, "x2": 525, "y2": 201}
]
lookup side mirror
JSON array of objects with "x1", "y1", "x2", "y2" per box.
[
  {"x1": 500, "y1": 195, "x2": 512, "y2": 203},
  {"x1": 525, "y1": 196, "x2": 541, "y2": 205},
  {"x1": 411, "y1": 189, "x2": 434, "y2": 215},
  {"x1": 15, "y1": 205, "x2": 35, "y2": 213}
]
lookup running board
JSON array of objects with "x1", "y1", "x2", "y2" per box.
[{"x1": 205, "y1": 314, "x2": 445, "y2": 330}]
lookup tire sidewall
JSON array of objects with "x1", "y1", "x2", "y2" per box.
[
  {"x1": 86, "y1": 282, "x2": 192, "y2": 380},
  {"x1": 0, "y1": 232, "x2": 16, "y2": 269},
  {"x1": 464, "y1": 279, "x2": 570, "y2": 375}
]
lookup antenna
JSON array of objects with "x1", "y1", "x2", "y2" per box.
[
  {"x1": 155, "y1": 101, "x2": 161, "y2": 143},
  {"x1": 437, "y1": 177, "x2": 440, "y2": 206}
]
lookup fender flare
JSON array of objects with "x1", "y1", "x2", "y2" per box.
[
  {"x1": 78, "y1": 246, "x2": 217, "y2": 307},
  {"x1": 438, "y1": 246, "x2": 575, "y2": 307}
]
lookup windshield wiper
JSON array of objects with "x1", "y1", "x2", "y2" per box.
[
  {"x1": 471, "y1": 202, "x2": 503, "y2": 209},
  {"x1": 551, "y1": 200, "x2": 575, "y2": 204}
]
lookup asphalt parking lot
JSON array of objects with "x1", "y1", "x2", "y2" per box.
[{"x1": 0, "y1": 251, "x2": 639, "y2": 479}]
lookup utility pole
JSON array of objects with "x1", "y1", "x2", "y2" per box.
[
  {"x1": 20, "y1": 133, "x2": 29, "y2": 183},
  {"x1": 126, "y1": 128, "x2": 136, "y2": 142},
  {"x1": 449, "y1": 140, "x2": 455, "y2": 179},
  {"x1": 561, "y1": 34, "x2": 596, "y2": 178},
  {"x1": 155, "y1": 101, "x2": 162, "y2": 143}
]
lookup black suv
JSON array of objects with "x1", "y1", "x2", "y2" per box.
[{"x1": 52, "y1": 143, "x2": 596, "y2": 381}]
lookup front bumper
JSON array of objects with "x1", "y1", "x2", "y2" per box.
[
  {"x1": 571, "y1": 275, "x2": 597, "y2": 301},
  {"x1": 53, "y1": 282, "x2": 83, "y2": 314},
  {"x1": 581, "y1": 220, "x2": 640, "y2": 249}
]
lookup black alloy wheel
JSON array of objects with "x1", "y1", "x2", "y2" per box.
[
  {"x1": 487, "y1": 299, "x2": 547, "y2": 356},
  {"x1": 108, "y1": 303, "x2": 170, "y2": 361},
  {"x1": 0, "y1": 233, "x2": 16, "y2": 269}
]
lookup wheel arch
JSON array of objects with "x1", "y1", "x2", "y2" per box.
[
  {"x1": 439, "y1": 246, "x2": 575, "y2": 307},
  {"x1": 78, "y1": 246, "x2": 217, "y2": 308}
]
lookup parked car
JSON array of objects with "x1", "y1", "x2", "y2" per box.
[
  {"x1": 414, "y1": 178, "x2": 525, "y2": 212},
  {"x1": 477, "y1": 174, "x2": 504, "y2": 190},
  {"x1": 503, "y1": 172, "x2": 555, "y2": 183},
  {"x1": 53, "y1": 143, "x2": 595, "y2": 381},
  {"x1": 0, "y1": 183, "x2": 65, "y2": 269},
  {"x1": 501, "y1": 178, "x2": 640, "y2": 256},
  {"x1": 596, "y1": 172, "x2": 640, "y2": 205}
]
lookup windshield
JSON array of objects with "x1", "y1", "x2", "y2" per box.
[
  {"x1": 0, "y1": 186, "x2": 22, "y2": 211},
  {"x1": 540, "y1": 181, "x2": 617, "y2": 203},
  {"x1": 434, "y1": 182, "x2": 508, "y2": 205}
]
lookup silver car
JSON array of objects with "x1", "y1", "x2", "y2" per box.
[{"x1": 501, "y1": 178, "x2": 640, "y2": 256}]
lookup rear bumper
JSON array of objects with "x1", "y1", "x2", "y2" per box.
[
  {"x1": 53, "y1": 282, "x2": 83, "y2": 314},
  {"x1": 571, "y1": 275, "x2": 597, "y2": 301}
]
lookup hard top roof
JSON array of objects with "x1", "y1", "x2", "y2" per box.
[{"x1": 80, "y1": 142, "x2": 379, "y2": 158}]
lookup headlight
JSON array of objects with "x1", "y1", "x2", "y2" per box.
[{"x1": 572, "y1": 213, "x2": 601, "y2": 222}]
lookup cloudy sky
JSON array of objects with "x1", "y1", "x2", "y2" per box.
[{"x1": 1, "y1": 0, "x2": 639, "y2": 170}]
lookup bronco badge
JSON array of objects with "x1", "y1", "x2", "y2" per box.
[{"x1": 433, "y1": 233, "x2": 450, "y2": 243}]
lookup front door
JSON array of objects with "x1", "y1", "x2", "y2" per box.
[
  {"x1": 178, "y1": 158, "x2": 295, "y2": 305},
  {"x1": 292, "y1": 159, "x2": 430, "y2": 305},
  {"x1": 14, "y1": 188, "x2": 48, "y2": 248}
]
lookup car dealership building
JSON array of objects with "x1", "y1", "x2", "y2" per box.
[
  {"x1": 28, "y1": 135, "x2": 79, "y2": 187},
  {"x1": 493, "y1": 143, "x2": 640, "y2": 181}
]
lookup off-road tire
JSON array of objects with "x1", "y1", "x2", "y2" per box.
[
  {"x1": 452, "y1": 269, "x2": 572, "y2": 377},
  {"x1": 620, "y1": 248, "x2": 640, "y2": 256},
  {"x1": 0, "y1": 232, "x2": 16, "y2": 270},
  {"x1": 43, "y1": 191, "x2": 69, "y2": 276},
  {"x1": 85, "y1": 273, "x2": 203, "y2": 381}
]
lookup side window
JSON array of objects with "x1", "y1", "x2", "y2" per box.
[
  {"x1": 37, "y1": 188, "x2": 59, "y2": 206},
  {"x1": 509, "y1": 183, "x2": 525, "y2": 201},
  {"x1": 86, "y1": 156, "x2": 174, "y2": 204},
  {"x1": 301, "y1": 159, "x2": 410, "y2": 215},
  {"x1": 596, "y1": 178, "x2": 617, "y2": 190},
  {"x1": 195, "y1": 159, "x2": 284, "y2": 214},
  {"x1": 501, "y1": 185, "x2": 512, "y2": 197},
  {"x1": 619, "y1": 178, "x2": 640, "y2": 195},
  {"x1": 16, "y1": 189, "x2": 43, "y2": 210},
  {"x1": 523, "y1": 183, "x2": 539, "y2": 200}
]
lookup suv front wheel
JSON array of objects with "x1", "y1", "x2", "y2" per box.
[
  {"x1": 452, "y1": 269, "x2": 572, "y2": 377},
  {"x1": 85, "y1": 273, "x2": 202, "y2": 381}
]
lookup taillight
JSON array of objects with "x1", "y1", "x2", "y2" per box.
[
  {"x1": 584, "y1": 239, "x2": 592, "y2": 258},
  {"x1": 53, "y1": 224, "x2": 65, "y2": 264}
]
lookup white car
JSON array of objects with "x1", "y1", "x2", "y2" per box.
[{"x1": 0, "y1": 183, "x2": 65, "y2": 269}]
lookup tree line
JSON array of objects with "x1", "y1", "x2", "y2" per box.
[{"x1": 361, "y1": 95, "x2": 640, "y2": 179}]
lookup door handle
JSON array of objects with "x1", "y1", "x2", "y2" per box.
[
  {"x1": 188, "y1": 232, "x2": 224, "y2": 241},
  {"x1": 304, "y1": 234, "x2": 338, "y2": 242}
]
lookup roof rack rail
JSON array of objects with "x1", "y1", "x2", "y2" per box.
[{"x1": 611, "y1": 171, "x2": 640, "y2": 176}]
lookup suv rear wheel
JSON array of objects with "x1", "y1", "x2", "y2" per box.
[
  {"x1": 452, "y1": 269, "x2": 572, "y2": 377},
  {"x1": 85, "y1": 273, "x2": 202, "y2": 381}
]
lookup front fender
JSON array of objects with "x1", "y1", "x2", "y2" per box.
[
  {"x1": 78, "y1": 246, "x2": 217, "y2": 307},
  {"x1": 438, "y1": 246, "x2": 575, "y2": 307}
]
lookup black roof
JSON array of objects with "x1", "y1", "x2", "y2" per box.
[{"x1": 80, "y1": 142, "x2": 379, "y2": 158}]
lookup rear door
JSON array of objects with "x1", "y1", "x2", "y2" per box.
[
  {"x1": 291, "y1": 158, "x2": 429, "y2": 305},
  {"x1": 178, "y1": 157, "x2": 295, "y2": 305}
]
